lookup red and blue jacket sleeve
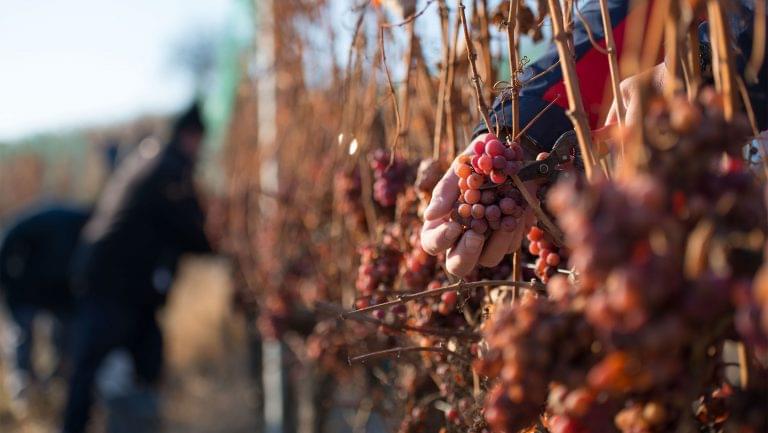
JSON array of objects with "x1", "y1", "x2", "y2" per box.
[{"x1": 473, "y1": 0, "x2": 633, "y2": 151}]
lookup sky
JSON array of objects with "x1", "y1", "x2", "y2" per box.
[{"x1": 0, "y1": 0, "x2": 233, "y2": 141}]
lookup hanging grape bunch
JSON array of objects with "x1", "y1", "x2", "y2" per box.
[
  {"x1": 526, "y1": 226, "x2": 565, "y2": 283},
  {"x1": 334, "y1": 168, "x2": 367, "y2": 231},
  {"x1": 372, "y1": 149, "x2": 413, "y2": 208},
  {"x1": 451, "y1": 133, "x2": 526, "y2": 235}
]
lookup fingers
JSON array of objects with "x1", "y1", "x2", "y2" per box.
[
  {"x1": 424, "y1": 168, "x2": 459, "y2": 221},
  {"x1": 421, "y1": 218, "x2": 463, "y2": 256},
  {"x1": 446, "y1": 231, "x2": 485, "y2": 277},
  {"x1": 604, "y1": 102, "x2": 617, "y2": 127},
  {"x1": 478, "y1": 228, "x2": 517, "y2": 267}
]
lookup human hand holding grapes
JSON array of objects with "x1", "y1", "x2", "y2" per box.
[{"x1": 421, "y1": 133, "x2": 537, "y2": 277}]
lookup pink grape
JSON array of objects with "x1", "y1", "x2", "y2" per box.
[
  {"x1": 501, "y1": 216, "x2": 517, "y2": 231},
  {"x1": 478, "y1": 154, "x2": 493, "y2": 174}
]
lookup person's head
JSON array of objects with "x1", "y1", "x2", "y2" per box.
[{"x1": 171, "y1": 102, "x2": 205, "y2": 159}]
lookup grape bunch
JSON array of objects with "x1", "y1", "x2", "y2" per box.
[
  {"x1": 372, "y1": 149, "x2": 413, "y2": 208},
  {"x1": 450, "y1": 134, "x2": 527, "y2": 235},
  {"x1": 526, "y1": 226, "x2": 565, "y2": 283},
  {"x1": 402, "y1": 227, "x2": 439, "y2": 291},
  {"x1": 334, "y1": 168, "x2": 367, "y2": 231},
  {"x1": 478, "y1": 293, "x2": 598, "y2": 433}
]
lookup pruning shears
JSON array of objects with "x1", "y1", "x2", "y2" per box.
[
  {"x1": 515, "y1": 125, "x2": 617, "y2": 182},
  {"x1": 516, "y1": 130, "x2": 580, "y2": 182}
]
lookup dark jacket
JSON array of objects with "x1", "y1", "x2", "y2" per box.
[
  {"x1": 0, "y1": 204, "x2": 90, "y2": 308},
  {"x1": 71, "y1": 139, "x2": 211, "y2": 308},
  {"x1": 475, "y1": 0, "x2": 767, "y2": 149}
]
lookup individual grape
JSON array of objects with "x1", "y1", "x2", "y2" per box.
[
  {"x1": 485, "y1": 205, "x2": 501, "y2": 221},
  {"x1": 467, "y1": 173, "x2": 484, "y2": 189},
  {"x1": 492, "y1": 155, "x2": 506, "y2": 170},
  {"x1": 500, "y1": 216, "x2": 517, "y2": 232},
  {"x1": 481, "y1": 190, "x2": 496, "y2": 205},
  {"x1": 527, "y1": 226, "x2": 544, "y2": 242},
  {"x1": 459, "y1": 177, "x2": 469, "y2": 191},
  {"x1": 456, "y1": 163, "x2": 472, "y2": 179},
  {"x1": 464, "y1": 189, "x2": 481, "y2": 204},
  {"x1": 485, "y1": 139, "x2": 505, "y2": 157},
  {"x1": 478, "y1": 154, "x2": 493, "y2": 173},
  {"x1": 471, "y1": 218, "x2": 488, "y2": 234},
  {"x1": 471, "y1": 204, "x2": 485, "y2": 219},
  {"x1": 490, "y1": 170, "x2": 506, "y2": 184},
  {"x1": 471, "y1": 154, "x2": 482, "y2": 172},
  {"x1": 458, "y1": 203, "x2": 472, "y2": 218},
  {"x1": 474, "y1": 140, "x2": 487, "y2": 155},
  {"x1": 499, "y1": 198, "x2": 516, "y2": 214}
]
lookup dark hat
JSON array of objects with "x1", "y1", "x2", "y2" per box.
[{"x1": 172, "y1": 102, "x2": 205, "y2": 136}]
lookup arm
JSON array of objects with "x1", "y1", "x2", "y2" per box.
[{"x1": 154, "y1": 170, "x2": 212, "y2": 254}]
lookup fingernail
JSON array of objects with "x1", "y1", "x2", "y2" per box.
[
  {"x1": 465, "y1": 233, "x2": 483, "y2": 253},
  {"x1": 444, "y1": 223, "x2": 461, "y2": 241}
]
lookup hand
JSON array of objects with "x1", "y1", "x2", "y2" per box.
[
  {"x1": 605, "y1": 63, "x2": 666, "y2": 127},
  {"x1": 420, "y1": 133, "x2": 537, "y2": 277}
]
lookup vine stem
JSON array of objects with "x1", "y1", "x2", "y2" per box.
[
  {"x1": 446, "y1": 0, "x2": 462, "y2": 160},
  {"x1": 316, "y1": 301, "x2": 481, "y2": 340},
  {"x1": 380, "y1": 0, "x2": 436, "y2": 28},
  {"x1": 506, "y1": 0, "x2": 521, "y2": 137},
  {"x1": 379, "y1": 25, "x2": 403, "y2": 164},
  {"x1": 458, "y1": 2, "x2": 493, "y2": 133},
  {"x1": 511, "y1": 175, "x2": 565, "y2": 246},
  {"x1": 340, "y1": 279, "x2": 545, "y2": 319},
  {"x1": 597, "y1": 0, "x2": 625, "y2": 132},
  {"x1": 433, "y1": 0, "x2": 451, "y2": 161},
  {"x1": 546, "y1": 0, "x2": 598, "y2": 180},
  {"x1": 706, "y1": 0, "x2": 736, "y2": 120},
  {"x1": 745, "y1": 0, "x2": 765, "y2": 84},
  {"x1": 348, "y1": 345, "x2": 471, "y2": 365}
]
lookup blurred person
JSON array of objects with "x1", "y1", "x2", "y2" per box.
[
  {"x1": 422, "y1": 0, "x2": 767, "y2": 277},
  {"x1": 62, "y1": 103, "x2": 212, "y2": 433},
  {"x1": 0, "y1": 203, "x2": 90, "y2": 413}
]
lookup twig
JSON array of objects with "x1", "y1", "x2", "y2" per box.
[
  {"x1": 510, "y1": 175, "x2": 565, "y2": 246},
  {"x1": 316, "y1": 301, "x2": 481, "y2": 340},
  {"x1": 446, "y1": 0, "x2": 462, "y2": 160},
  {"x1": 521, "y1": 60, "x2": 561, "y2": 87},
  {"x1": 433, "y1": 0, "x2": 451, "y2": 160},
  {"x1": 458, "y1": 2, "x2": 493, "y2": 132},
  {"x1": 706, "y1": 0, "x2": 736, "y2": 119},
  {"x1": 514, "y1": 94, "x2": 562, "y2": 141},
  {"x1": 597, "y1": 0, "x2": 625, "y2": 133},
  {"x1": 341, "y1": 279, "x2": 546, "y2": 318},
  {"x1": 398, "y1": 22, "x2": 418, "y2": 160},
  {"x1": 663, "y1": 0, "x2": 683, "y2": 97},
  {"x1": 686, "y1": 25, "x2": 702, "y2": 98},
  {"x1": 381, "y1": 0, "x2": 437, "y2": 28},
  {"x1": 478, "y1": 0, "x2": 495, "y2": 101},
  {"x1": 575, "y1": 7, "x2": 609, "y2": 55},
  {"x1": 348, "y1": 345, "x2": 471, "y2": 365},
  {"x1": 736, "y1": 342, "x2": 749, "y2": 389},
  {"x1": 506, "y1": 0, "x2": 522, "y2": 137},
  {"x1": 379, "y1": 26, "x2": 403, "y2": 164},
  {"x1": 640, "y1": 0, "x2": 668, "y2": 72},
  {"x1": 546, "y1": 0, "x2": 599, "y2": 179},
  {"x1": 745, "y1": 0, "x2": 766, "y2": 84}
]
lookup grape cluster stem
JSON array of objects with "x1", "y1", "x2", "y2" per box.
[{"x1": 341, "y1": 279, "x2": 546, "y2": 319}]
